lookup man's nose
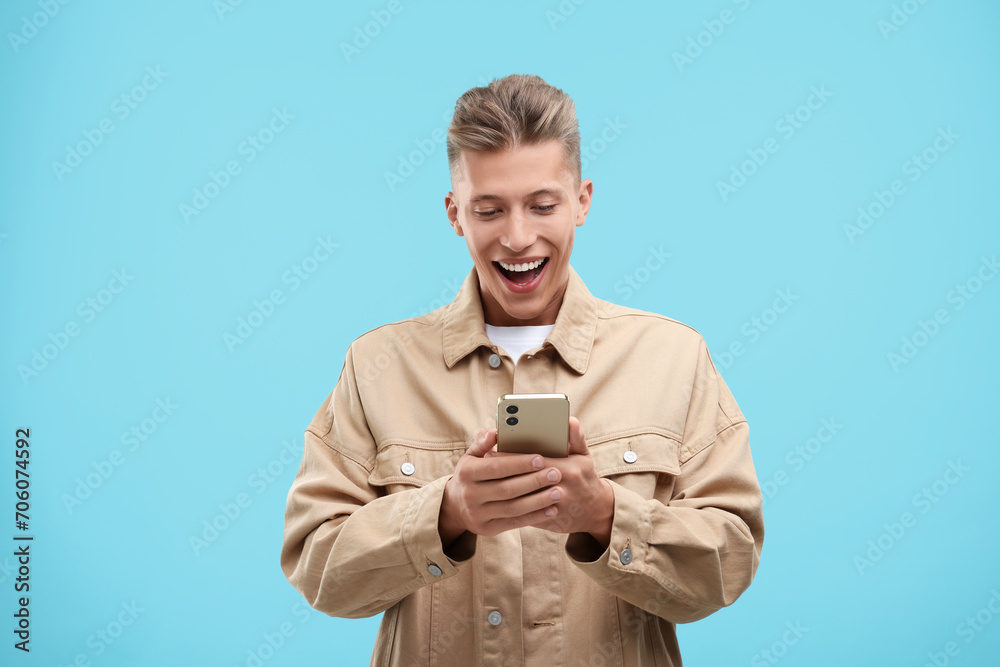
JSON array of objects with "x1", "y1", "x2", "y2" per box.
[{"x1": 500, "y1": 211, "x2": 537, "y2": 252}]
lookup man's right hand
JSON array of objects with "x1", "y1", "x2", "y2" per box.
[{"x1": 439, "y1": 427, "x2": 564, "y2": 545}]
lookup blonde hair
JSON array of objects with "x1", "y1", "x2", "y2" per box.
[{"x1": 447, "y1": 74, "x2": 581, "y2": 183}]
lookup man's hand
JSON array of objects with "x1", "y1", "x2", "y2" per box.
[
  {"x1": 439, "y1": 417, "x2": 615, "y2": 550},
  {"x1": 530, "y1": 416, "x2": 615, "y2": 549},
  {"x1": 439, "y1": 427, "x2": 565, "y2": 544}
]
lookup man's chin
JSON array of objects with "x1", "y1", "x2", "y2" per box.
[
  {"x1": 477, "y1": 263, "x2": 564, "y2": 326},
  {"x1": 486, "y1": 293, "x2": 554, "y2": 326}
]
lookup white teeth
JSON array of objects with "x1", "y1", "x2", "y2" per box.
[{"x1": 498, "y1": 258, "x2": 545, "y2": 272}]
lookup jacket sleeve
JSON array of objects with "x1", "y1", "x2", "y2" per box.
[
  {"x1": 564, "y1": 337, "x2": 765, "y2": 624},
  {"x1": 280, "y1": 343, "x2": 476, "y2": 619}
]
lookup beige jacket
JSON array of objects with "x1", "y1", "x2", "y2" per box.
[{"x1": 281, "y1": 264, "x2": 764, "y2": 666}]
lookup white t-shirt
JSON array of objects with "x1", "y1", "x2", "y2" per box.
[{"x1": 484, "y1": 324, "x2": 554, "y2": 364}]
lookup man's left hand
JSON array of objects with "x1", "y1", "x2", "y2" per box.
[{"x1": 487, "y1": 416, "x2": 615, "y2": 548}]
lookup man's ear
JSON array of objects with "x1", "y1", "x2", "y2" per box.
[
  {"x1": 575, "y1": 178, "x2": 593, "y2": 227},
  {"x1": 445, "y1": 192, "x2": 464, "y2": 237}
]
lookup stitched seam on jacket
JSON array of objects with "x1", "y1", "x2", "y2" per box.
[
  {"x1": 378, "y1": 439, "x2": 468, "y2": 451},
  {"x1": 588, "y1": 427, "x2": 683, "y2": 446},
  {"x1": 595, "y1": 309, "x2": 705, "y2": 339},
  {"x1": 679, "y1": 417, "x2": 748, "y2": 465},
  {"x1": 308, "y1": 426, "x2": 375, "y2": 471}
]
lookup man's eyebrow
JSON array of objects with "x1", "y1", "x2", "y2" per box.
[{"x1": 469, "y1": 188, "x2": 564, "y2": 204}]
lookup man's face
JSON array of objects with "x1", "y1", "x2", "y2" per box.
[{"x1": 445, "y1": 140, "x2": 593, "y2": 326}]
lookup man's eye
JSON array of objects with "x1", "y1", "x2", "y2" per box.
[
  {"x1": 476, "y1": 210, "x2": 499, "y2": 218},
  {"x1": 536, "y1": 205, "x2": 556, "y2": 213}
]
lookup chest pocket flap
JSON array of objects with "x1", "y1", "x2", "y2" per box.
[
  {"x1": 588, "y1": 431, "x2": 681, "y2": 477},
  {"x1": 369, "y1": 441, "x2": 465, "y2": 491}
]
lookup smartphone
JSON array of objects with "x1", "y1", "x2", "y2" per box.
[{"x1": 496, "y1": 393, "x2": 570, "y2": 458}]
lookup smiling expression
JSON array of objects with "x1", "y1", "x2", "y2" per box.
[{"x1": 445, "y1": 140, "x2": 593, "y2": 326}]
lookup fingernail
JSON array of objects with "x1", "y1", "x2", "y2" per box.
[
  {"x1": 544, "y1": 507, "x2": 556, "y2": 517},
  {"x1": 546, "y1": 469, "x2": 559, "y2": 483},
  {"x1": 532, "y1": 456, "x2": 543, "y2": 469},
  {"x1": 550, "y1": 488, "x2": 562, "y2": 501},
  {"x1": 484, "y1": 452, "x2": 493, "y2": 459}
]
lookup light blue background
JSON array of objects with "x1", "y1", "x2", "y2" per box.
[{"x1": 2, "y1": 1, "x2": 999, "y2": 665}]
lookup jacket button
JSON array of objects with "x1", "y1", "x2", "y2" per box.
[
  {"x1": 488, "y1": 353, "x2": 501, "y2": 368},
  {"x1": 427, "y1": 563, "x2": 443, "y2": 577},
  {"x1": 623, "y1": 450, "x2": 638, "y2": 464},
  {"x1": 620, "y1": 548, "x2": 633, "y2": 565},
  {"x1": 401, "y1": 461, "x2": 415, "y2": 476},
  {"x1": 487, "y1": 611, "x2": 502, "y2": 626}
]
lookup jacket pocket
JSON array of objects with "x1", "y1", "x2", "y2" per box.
[
  {"x1": 588, "y1": 432, "x2": 681, "y2": 500},
  {"x1": 368, "y1": 441, "x2": 465, "y2": 495}
]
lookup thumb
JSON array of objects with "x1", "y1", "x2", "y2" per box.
[
  {"x1": 567, "y1": 416, "x2": 588, "y2": 456},
  {"x1": 466, "y1": 427, "x2": 498, "y2": 458}
]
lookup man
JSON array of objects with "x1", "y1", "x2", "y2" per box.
[{"x1": 281, "y1": 74, "x2": 764, "y2": 666}]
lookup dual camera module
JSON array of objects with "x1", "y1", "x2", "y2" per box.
[{"x1": 505, "y1": 404, "x2": 518, "y2": 426}]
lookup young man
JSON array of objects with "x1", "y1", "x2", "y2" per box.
[{"x1": 281, "y1": 74, "x2": 764, "y2": 666}]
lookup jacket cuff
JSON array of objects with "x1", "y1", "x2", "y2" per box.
[
  {"x1": 401, "y1": 475, "x2": 478, "y2": 585},
  {"x1": 565, "y1": 479, "x2": 650, "y2": 583}
]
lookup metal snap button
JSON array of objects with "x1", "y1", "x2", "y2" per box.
[
  {"x1": 487, "y1": 610, "x2": 502, "y2": 626},
  {"x1": 620, "y1": 548, "x2": 633, "y2": 565},
  {"x1": 623, "y1": 450, "x2": 638, "y2": 464},
  {"x1": 427, "y1": 563, "x2": 443, "y2": 577},
  {"x1": 488, "y1": 353, "x2": 501, "y2": 368},
  {"x1": 401, "y1": 461, "x2": 415, "y2": 476}
]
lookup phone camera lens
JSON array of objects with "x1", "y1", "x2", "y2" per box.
[
  {"x1": 506, "y1": 417, "x2": 518, "y2": 426},
  {"x1": 506, "y1": 405, "x2": 518, "y2": 414}
]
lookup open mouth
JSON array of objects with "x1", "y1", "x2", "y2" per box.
[{"x1": 493, "y1": 257, "x2": 549, "y2": 291}]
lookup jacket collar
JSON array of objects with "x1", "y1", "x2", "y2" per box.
[{"x1": 442, "y1": 263, "x2": 597, "y2": 375}]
